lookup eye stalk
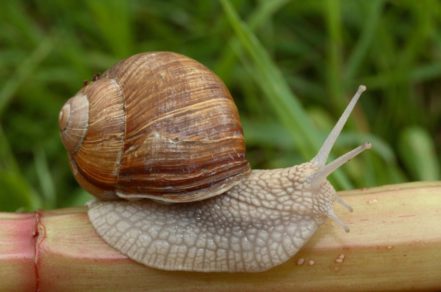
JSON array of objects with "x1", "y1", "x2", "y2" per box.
[
  {"x1": 312, "y1": 85, "x2": 367, "y2": 167},
  {"x1": 308, "y1": 85, "x2": 371, "y2": 232},
  {"x1": 311, "y1": 143, "x2": 372, "y2": 188}
]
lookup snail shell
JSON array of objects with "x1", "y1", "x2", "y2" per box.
[{"x1": 59, "y1": 52, "x2": 250, "y2": 202}]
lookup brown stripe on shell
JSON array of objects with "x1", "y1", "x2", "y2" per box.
[
  {"x1": 118, "y1": 142, "x2": 247, "y2": 185},
  {"x1": 118, "y1": 158, "x2": 250, "y2": 193},
  {"x1": 68, "y1": 154, "x2": 116, "y2": 200},
  {"x1": 105, "y1": 52, "x2": 250, "y2": 202},
  {"x1": 117, "y1": 161, "x2": 250, "y2": 203},
  {"x1": 72, "y1": 78, "x2": 126, "y2": 189}
]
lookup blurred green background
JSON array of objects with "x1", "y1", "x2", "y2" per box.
[{"x1": 0, "y1": 0, "x2": 440, "y2": 212}]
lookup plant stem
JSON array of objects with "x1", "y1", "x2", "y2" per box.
[{"x1": 1, "y1": 182, "x2": 440, "y2": 291}]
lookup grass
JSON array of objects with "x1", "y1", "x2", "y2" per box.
[{"x1": 0, "y1": 0, "x2": 440, "y2": 211}]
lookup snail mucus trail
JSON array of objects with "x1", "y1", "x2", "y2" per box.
[{"x1": 59, "y1": 52, "x2": 371, "y2": 272}]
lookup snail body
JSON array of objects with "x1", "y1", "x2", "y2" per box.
[{"x1": 60, "y1": 52, "x2": 370, "y2": 272}]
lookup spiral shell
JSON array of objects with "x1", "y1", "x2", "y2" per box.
[{"x1": 59, "y1": 52, "x2": 250, "y2": 202}]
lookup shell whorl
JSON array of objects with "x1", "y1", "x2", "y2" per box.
[
  {"x1": 59, "y1": 93, "x2": 89, "y2": 155},
  {"x1": 59, "y1": 52, "x2": 250, "y2": 202}
]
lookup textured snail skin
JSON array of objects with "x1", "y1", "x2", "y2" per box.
[{"x1": 88, "y1": 163, "x2": 333, "y2": 272}]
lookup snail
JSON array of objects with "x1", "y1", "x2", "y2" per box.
[{"x1": 59, "y1": 51, "x2": 371, "y2": 272}]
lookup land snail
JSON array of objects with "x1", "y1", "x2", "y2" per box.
[{"x1": 58, "y1": 51, "x2": 371, "y2": 272}]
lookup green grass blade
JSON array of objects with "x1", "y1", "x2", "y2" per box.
[
  {"x1": 324, "y1": 0, "x2": 344, "y2": 110},
  {"x1": 86, "y1": 0, "x2": 134, "y2": 57},
  {"x1": 0, "y1": 38, "x2": 52, "y2": 117},
  {"x1": 220, "y1": 0, "x2": 351, "y2": 188},
  {"x1": 0, "y1": 127, "x2": 41, "y2": 210},
  {"x1": 34, "y1": 149, "x2": 56, "y2": 209},
  {"x1": 216, "y1": 0, "x2": 289, "y2": 80},
  {"x1": 344, "y1": 0, "x2": 385, "y2": 83},
  {"x1": 399, "y1": 126, "x2": 440, "y2": 181}
]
